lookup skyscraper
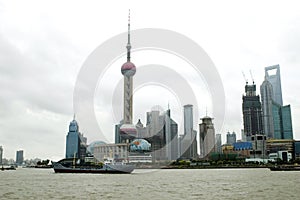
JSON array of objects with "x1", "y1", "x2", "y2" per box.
[
  {"x1": 215, "y1": 134, "x2": 222, "y2": 153},
  {"x1": 241, "y1": 129, "x2": 247, "y2": 142},
  {"x1": 119, "y1": 10, "x2": 137, "y2": 143},
  {"x1": 199, "y1": 116, "x2": 215, "y2": 158},
  {"x1": 142, "y1": 108, "x2": 178, "y2": 161},
  {"x1": 272, "y1": 102, "x2": 281, "y2": 139},
  {"x1": 136, "y1": 119, "x2": 146, "y2": 138},
  {"x1": 184, "y1": 104, "x2": 193, "y2": 136},
  {"x1": 265, "y1": 65, "x2": 283, "y2": 105},
  {"x1": 66, "y1": 116, "x2": 80, "y2": 159},
  {"x1": 65, "y1": 115, "x2": 87, "y2": 160},
  {"x1": 242, "y1": 82, "x2": 264, "y2": 140},
  {"x1": 16, "y1": 150, "x2": 24, "y2": 166},
  {"x1": 165, "y1": 109, "x2": 179, "y2": 160},
  {"x1": 261, "y1": 65, "x2": 293, "y2": 139},
  {"x1": 226, "y1": 132, "x2": 237, "y2": 145},
  {"x1": 180, "y1": 105, "x2": 197, "y2": 159},
  {"x1": 261, "y1": 76, "x2": 275, "y2": 138},
  {"x1": 272, "y1": 103, "x2": 293, "y2": 139},
  {"x1": 281, "y1": 105, "x2": 293, "y2": 139}
]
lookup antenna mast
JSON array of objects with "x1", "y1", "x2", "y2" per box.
[{"x1": 126, "y1": 9, "x2": 131, "y2": 62}]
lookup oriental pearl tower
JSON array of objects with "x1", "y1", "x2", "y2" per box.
[{"x1": 119, "y1": 10, "x2": 137, "y2": 142}]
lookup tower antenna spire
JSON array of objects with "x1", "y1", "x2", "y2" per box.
[{"x1": 126, "y1": 9, "x2": 131, "y2": 62}]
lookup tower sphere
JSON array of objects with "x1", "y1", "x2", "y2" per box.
[
  {"x1": 121, "y1": 61, "x2": 136, "y2": 76},
  {"x1": 120, "y1": 123, "x2": 137, "y2": 136}
]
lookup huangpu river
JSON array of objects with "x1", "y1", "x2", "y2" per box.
[{"x1": 1, "y1": 168, "x2": 299, "y2": 199}]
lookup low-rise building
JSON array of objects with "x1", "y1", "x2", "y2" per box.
[
  {"x1": 222, "y1": 144, "x2": 234, "y2": 154},
  {"x1": 250, "y1": 134, "x2": 267, "y2": 158},
  {"x1": 266, "y1": 139, "x2": 294, "y2": 156},
  {"x1": 233, "y1": 142, "x2": 252, "y2": 158},
  {"x1": 93, "y1": 143, "x2": 129, "y2": 162},
  {"x1": 128, "y1": 153, "x2": 152, "y2": 163}
]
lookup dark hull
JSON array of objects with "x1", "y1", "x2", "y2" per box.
[
  {"x1": 54, "y1": 168, "x2": 131, "y2": 174},
  {"x1": 1, "y1": 166, "x2": 16, "y2": 171},
  {"x1": 269, "y1": 166, "x2": 300, "y2": 171},
  {"x1": 52, "y1": 162, "x2": 134, "y2": 174}
]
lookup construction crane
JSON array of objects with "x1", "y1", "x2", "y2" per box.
[
  {"x1": 242, "y1": 71, "x2": 248, "y2": 84},
  {"x1": 249, "y1": 70, "x2": 255, "y2": 84}
]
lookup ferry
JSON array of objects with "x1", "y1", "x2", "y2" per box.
[
  {"x1": 52, "y1": 158, "x2": 134, "y2": 174},
  {"x1": 269, "y1": 165, "x2": 300, "y2": 171},
  {"x1": 1, "y1": 165, "x2": 16, "y2": 171}
]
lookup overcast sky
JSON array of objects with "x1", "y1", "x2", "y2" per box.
[{"x1": 1, "y1": 0, "x2": 300, "y2": 160}]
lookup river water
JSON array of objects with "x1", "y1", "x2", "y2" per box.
[{"x1": 1, "y1": 168, "x2": 299, "y2": 199}]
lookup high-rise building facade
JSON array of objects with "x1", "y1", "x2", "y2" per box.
[
  {"x1": 165, "y1": 109, "x2": 179, "y2": 160},
  {"x1": 16, "y1": 150, "x2": 24, "y2": 166},
  {"x1": 115, "y1": 123, "x2": 122, "y2": 144},
  {"x1": 215, "y1": 134, "x2": 222, "y2": 153},
  {"x1": 261, "y1": 77, "x2": 274, "y2": 138},
  {"x1": 241, "y1": 129, "x2": 247, "y2": 142},
  {"x1": 119, "y1": 11, "x2": 137, "y2": 143},
  {"x1": 66, "y1": 116, "x2": 87, "y2": 160},
  {"x1": 199, "y1": 116, "x2": 215, "y2": 158},
  {"x1": 261, "y1": 65, "x2": 293, "y2": 139},
  {"x1": 79, "y1": 133, "x2": 87, "y2": 161},
  {"x1": 250, "y1": 134, "x2": 266, "y2": 158},
  {"x1": 145, "y1": 109, "x2": 178, "y2": 161},
  {"x1": 180, "y1": 105, "x2": 198, "y2": 159},
  {"x1": 281, "y1": 105, "x2": 293, "y2": 139},
  {"x1": 242, "y1": 82, "x2": 264, "y2": 140},
  {"x1": 294, "y1": 141, "x2": 300, "y2": 160},
  {"x1": 136, "y1": 119, "x2": 147, "y2": 138},
  {"x1": 184, "y1": 104, "x2": 193, "y2": 136},
  {"x1": 265, "y1": 65, "x2": 283, "y2": 105},
  {"x1": 273, "y1": 102, "x2": 282, "y2": 139},
  {"x1": 66, "y1": 117, "x2": 80, "y2": 158},
  {"x1": 272, "y1": 103, "x2": 293, "y2": 139},
  {"x1": 180, "y1": 130, "x2": 197, "y2": 159},
  {"x1": 226, "y1": 132, "x2": 237, "y2": 145},
  {"x1": 128, "y1": 108, "x2": 179, "y2": 161}
]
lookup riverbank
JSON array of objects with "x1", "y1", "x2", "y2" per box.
[{"x1": 161, "y1": 165, "x2": 269, "y2": 169}]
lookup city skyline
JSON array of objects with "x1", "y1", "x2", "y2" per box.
[{"x1": 1, "y1": 1, "x2": 300, "y2": 159}]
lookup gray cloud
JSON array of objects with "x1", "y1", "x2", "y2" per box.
[{"x1": 1, "y1": 1, "x2": 300, "y2": 159}]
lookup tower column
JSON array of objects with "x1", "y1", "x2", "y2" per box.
[
  {"x1": 123, "y1": 76, "x2": 133, "y2": 124},
  {"x1": 119, "y1": 10, "x2": 137, "y2": 141}
]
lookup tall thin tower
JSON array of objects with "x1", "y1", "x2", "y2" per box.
[
  {"x1": 119, "y1": 10, "x2": 137, "y2": 142},
  {"x1": 260, "y1": 77, "x2": 274, "y2": 138},
  {"x1": 183, "y1": 104, "x2": 193, "y2": 135},
  {"x1": 261, "y1": 64, "x2": 293, "y2": 139},
  {"x1": 199, "y1": 116, "x2": 215, "y2": 158},
  {"x1": 265, "y1": 65, "x2": 283, "y2": 105}
]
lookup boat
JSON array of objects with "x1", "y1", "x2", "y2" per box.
[
  {"x1": 1, "y1": 165, "x2": 16, "y2": 171},
  {"x1": 52, "y1": 158, "x2": 134, "y2": 174},
  {"x1": 34, "y1": 165, "x2": 53, "y2": 169},
  {"x1": 269, "y1": 165, "x2": 300, "y2": 171}
]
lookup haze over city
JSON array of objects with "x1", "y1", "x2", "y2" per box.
[{"x1": 1, "y1": 0, "x2": 300, "y2": 160}]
